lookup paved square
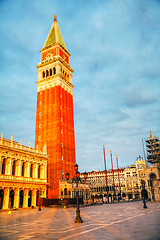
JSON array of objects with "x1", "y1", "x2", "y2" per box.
[{"x1": 0, "y1": 201, "x2": 160, "y2": 240}]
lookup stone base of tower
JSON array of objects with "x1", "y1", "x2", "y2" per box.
[{"x1": 48, "y1": 184, "x2": 59, "y2": 199}]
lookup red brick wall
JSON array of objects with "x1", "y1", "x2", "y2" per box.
[
  {"x1": 35, "y1": 86, "x2": 76, "y2": 198},
  {"x1": 41, "y1": 47, "x2": 69, "y2": 64}
]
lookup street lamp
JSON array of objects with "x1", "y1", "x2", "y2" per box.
[
  {"x1": 74, "y1": 164, "x2": 87, "y2": 223},
  {"x1": 66, "y1": 164, "x2": 88, "y2": 223}
]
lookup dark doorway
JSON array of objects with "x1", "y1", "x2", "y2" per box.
[
  {"x1": 28, "y1": 190, "x2": 32, "y2": 207},
  {"x1": 10, "y1": 189, "x2": 14, "y2": 208},
  {"x1": 0, "y1": 189, "x2": 4, "y2": 209},
  {"x1": 36, "y1": 190, "x2": 39, "y2": 206},
  {"x1": 19, "y1": 190, "x2": 24, "y2": 208}
]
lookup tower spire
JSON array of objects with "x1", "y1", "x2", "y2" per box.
[
  {"x1": 150, "y1": 130, "x2": 153, "y2": 140},
  {"x1": 42, "y1": 15, "x2": 67, "y2": 51}
]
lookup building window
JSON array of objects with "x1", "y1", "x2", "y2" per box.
[
  {"x1": 38, "y1": 136, "x2": 41, "y2": 140},
  {"x1": 46, "y1": 70, "x2": 49, "y2": 77},
  {"x1": 42, "y1": 71, "x2": 45, "y2": 78},
  {"x1": 64, "y1": 188, "x2": 67, "y2": 196},
  {"x1": 61, "y1": 130, "x2": 63, "y2": 134},
  {"x1": 40, "y1": 101, "x2": 42, "y2": 105},
  {"x1": 50, "y1": 69, "x2": 52, "y2": 76},
  {"x1": 61, "y1": 117, "x2": 63, "y2": 122},
  {"x1": 53, "y1": 67, "x2": 56, "y2": 75},
  {"x1": 12, "y1": 160, "x2": 16, "y2": 175},
  {"x1": 39, "y1": 112, "x2": 42, "y2": 116},
  {"x1": 30, "y1": 164, "x2": 33, "y2": 177},
  {"x1": 22, "y1": 162, "x2": 25, "y2": 177},
  {"x1": 38, "y1": 165, "x2": 40, "y2": 178},
  {"x1": 1, "y1": 159, "x2": 5, "y2": 174},
  {"x1": 61, "y1": 143, "x2": 63, "y2": 147},
  {"x1": 39, "y1": 124, "x2": 41, "y2": 128},
  {"x1": 61, "y1": 156, "x2": 63, "y2": 160}
]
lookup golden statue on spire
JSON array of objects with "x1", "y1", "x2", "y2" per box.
[{"x1": 54, "y1": 14, "x2": 57, "y2": 21}]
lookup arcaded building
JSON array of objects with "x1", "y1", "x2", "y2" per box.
[{"x1": 0, "y1": 134, "x2": 48, "y2": 210}]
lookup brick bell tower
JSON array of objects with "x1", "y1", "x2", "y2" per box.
[{"x1": 35, "y1": 15, "x2": 76, "y2": 199}]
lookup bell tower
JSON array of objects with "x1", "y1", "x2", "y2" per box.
[{"x1": 35, "y1": 15, "x2": 76, "y2": 198}]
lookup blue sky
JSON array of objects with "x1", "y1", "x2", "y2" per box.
[{"x1": 0, "y1": 0, "x2": 160, "y2": 172}]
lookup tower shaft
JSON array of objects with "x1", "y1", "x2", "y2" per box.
[{"x1": 35, "y1": 16, "x2": 76, "y2": 198}]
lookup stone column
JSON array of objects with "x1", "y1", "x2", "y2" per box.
[
  {"x1": 15, "y1": 160, "x2": 21, "y2": 176},
  {"x1": 40, "y1": 165, "x2": 44, "y2": 179},
  {"x1": 26, "y1": 162, "x2": 30, "y2": 177},
  {"x1": 13, "y1": 188, "x2": 19, "y2": 209},
  {"x1": 31, "y1": 189, "x2": 37, "y2": 207},
  {"x1": 34, "y1": 163, "x2": 38, "y2": 178},
  {"x1": 44, "y1": 165, "x2": 47, "y2": 179},
  {"x1": 5, "y1": 158, "x2": 12, "y2": 175},
  {"x1": 3, "y1": 187, "x2": 9, "y2": 209},
  {"x1": 23, "y1": 189, "x2": 28, "y2": 208}
]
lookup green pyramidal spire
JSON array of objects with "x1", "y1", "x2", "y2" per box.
[{"x1": 42, "y1": 15, "x2": 67, "y2": 51}]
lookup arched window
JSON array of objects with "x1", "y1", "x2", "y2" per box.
[
  {"x1": 42, "y1": 71, "x2": 45, "y2": 78},
  {"x1": 1, "y1": 158, "x2": 5, "y2": 174},
  {"x1": 38, "y1": 165, "x2": 40, "y2": 178},
  {"x1": 50, "y1": 69, "x2": 52, "y2": 76},
  {"x1": 12, "y1": 160, "x2": 15, "y2": 175},
  {"x1": 0, "y1": 189, "x2": 4, "y2": 209},
  {"x1": 64, "y1": 188, "x2": 67, "y2": 196},
  {"x1": 53, "y1": 67, "x2": 56, "y2": 75},
  {"x1": 30, "y1": 164, "x2": 33, "y2": 177},
  {"x1": 9, "y1": 189, "x2": 14, "y2": 208},
  {"x1": 19, "y1": 190, "x2": 24, "y2": 208},
  {"x1": 22, "y1": 162, "x2": 25, "y2": 176},
  {"x1": 46, "y1": 70, "x2": 49, "y2": 77},
  {"x1": 28, "y1": 190, "x2": 32, "y2": 207}
]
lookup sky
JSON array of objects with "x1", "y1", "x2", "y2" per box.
[{"x1": 0, "y1": 0, "x2": 160, "y2": 172}]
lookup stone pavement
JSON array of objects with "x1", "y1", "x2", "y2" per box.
[{"x1": 0, "y1": 201, "x2": 160, "y2": 240}]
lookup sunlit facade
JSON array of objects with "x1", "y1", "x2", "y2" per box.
[{"x1": 0, "y1": 134, "x2": 48, "y2": 210}]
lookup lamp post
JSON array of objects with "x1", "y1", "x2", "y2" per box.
[{"x1": 66, "y1": 164, "x2": 88, "y2": 223}]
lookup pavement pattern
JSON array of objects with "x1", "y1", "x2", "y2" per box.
[{"x1": 0, "y1": 201, "x2": 160, "y2": 240}]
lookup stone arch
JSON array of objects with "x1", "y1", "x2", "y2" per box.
[
  {"x1": 36, "y1": 190, "x2": 39, "y2": 206},
  {"x1": 1, "y1": 158, "x2": 5, "y2": 174},
  {"x1": 22, "y1": 162, "x2": 25, "y2": 176},
  {"x1": 0, "y1": 189, "x2": 4, "y2": 209},
  {"x1": 30, "y1": 164, "x2": 33, "y2": 177},
  {"x1": 64, "y1": 188, "x2": 67, "y2": 196},
  {"x1": 19, "y1": 190, "x2": 24, "y2": 208},
  {"x1": 28, "y1": 190, "x2": 32, "y2": 207},
  {"x1": 12, "y1": 160, "x2": 16, "y2": 175},
  {"x1": 150, "y1": 173, "x2": 157, "y2": 186},
  {"x1": 9, "y1": 189, "x2": 14, "y2": 209},
  {"x1": 42, "y1": 71, "x2": 45, "y2": 78},
  {"x1": 150, "y1": 173, "x2": 157, "y2": 201}
]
